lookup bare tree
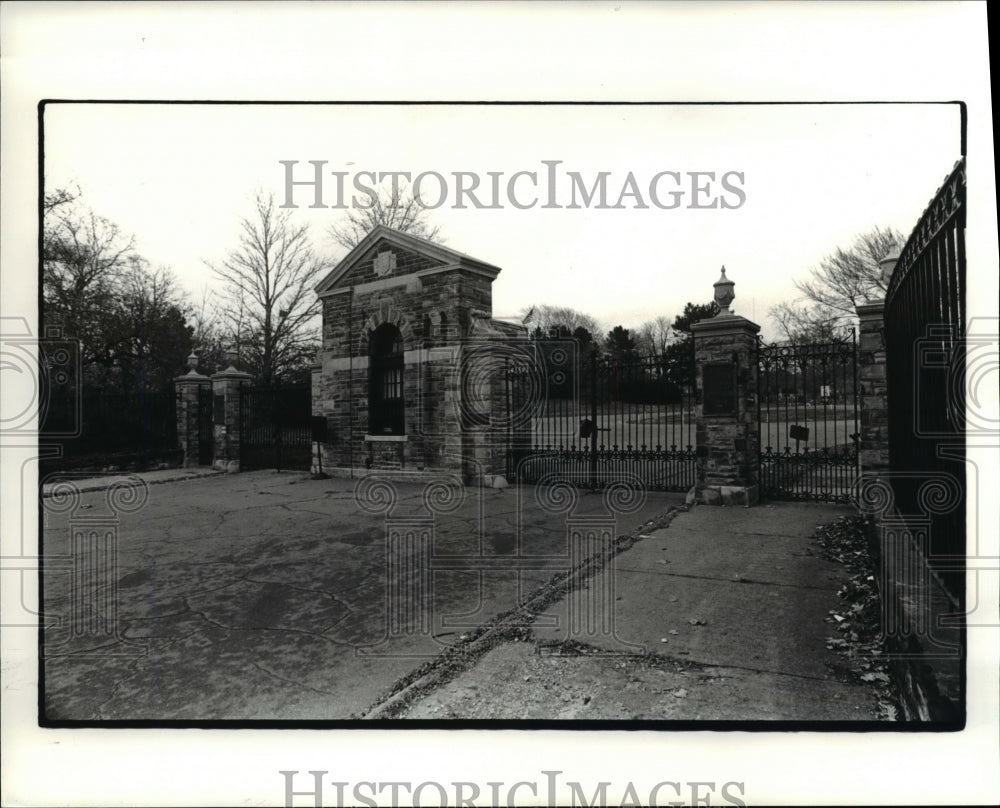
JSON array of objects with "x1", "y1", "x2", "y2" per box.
[
  {"x1": 635, "y1": 315, "x2": 675, "y2": 356},
  {"x1": 208, "y1": 190, "x2": 328, "y2": 384},
  {"x1": 769, "y1": 224, "x2": 905, "y2": 342},
  {"x1": 43, "y1": 190, "x2": 198, "y2": 390},
  {"x1": 794, "y1": 225, "x2": 904, "y2": 317},
  {"x1": 519, "y1": 304, "x2": 602, "y2": 338},
  {"x1": 43, "y1": 200, "x2": 137, "y2": 364},
  {"x1": 186, "y1": 285, "x2": 228, "y2": 374},
  {"x1": 769, "y1": 301, "x2": 851, "y2": 344},
  {"x1": 328, "y1": 178, "x2": 443, "y2": 252},
  {"x1": 43, "y1": 184, "x2": 81, "y2": 215}
]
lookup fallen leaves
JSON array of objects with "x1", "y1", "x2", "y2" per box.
[{"x1": 814, "y1": 514, "x2": 900, "y2": 720}]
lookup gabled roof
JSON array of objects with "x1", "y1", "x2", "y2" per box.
[{"x1": 314, "y1": 225, "x2": 502, "y2": 295}]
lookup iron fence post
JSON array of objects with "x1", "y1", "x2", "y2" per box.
[{"x1": 589, "y1": 348, "x2": 598, "y2": 489}]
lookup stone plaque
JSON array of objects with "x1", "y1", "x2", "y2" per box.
[
  {"x1": 373, "y1": 250, "x2": 396, "y2": 277},
  {"x1": 702, "y1": 363, "x2": 736, "y2": 415}
]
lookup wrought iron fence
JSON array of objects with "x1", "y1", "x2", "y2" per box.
[
  {"x1": 884, "y1": 157, "x2": 966, "y2": 601},
  {"x1": 40, "y1": 388, "x2": 179, "y2": 473},
  {"x1": 505, "y1": 347, "x2": 697, "y2": 491}
]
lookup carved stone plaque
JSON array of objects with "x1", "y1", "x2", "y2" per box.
[
  {"x1": 702, "y1": 363, "x2": 736, "y2": 415},
  {"x1": 373, "y1": 250, "x2": 396, "y2": 277}
]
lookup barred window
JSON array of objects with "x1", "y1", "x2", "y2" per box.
[
  {"x1": 381, "y1": 366, "x2": 403, "y2": 400},
  {"x1": 369, "y1": 324, "x2": 404, "y2": 435}
]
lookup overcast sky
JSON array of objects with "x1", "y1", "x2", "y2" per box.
[{"x1": 44, "y1": 102, "x2": 960, "y2": 341}]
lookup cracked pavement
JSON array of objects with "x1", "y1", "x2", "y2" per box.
[{"x1": 400, "y1": 504, "x2": 892, "y2": 720}]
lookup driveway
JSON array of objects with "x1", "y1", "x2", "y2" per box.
[{"x1": 41, "y1": 470, "x2": 675, "y2": 721}]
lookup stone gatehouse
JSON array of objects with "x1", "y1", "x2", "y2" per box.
[{"x1": 311, "y1": 225, "x2": 528, "y2": 481}]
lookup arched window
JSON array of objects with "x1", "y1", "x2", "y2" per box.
[{"x1": 369, "y1": 323, "x2": 404, "y2": 435}]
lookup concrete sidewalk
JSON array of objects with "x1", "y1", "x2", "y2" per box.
[{"x1": 397, "y1": 502, "x2": 891, "y2": 721}]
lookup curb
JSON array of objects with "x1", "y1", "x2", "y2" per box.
[{"x1": 40, "y1": 469, "x2": 225, "y2": 498}]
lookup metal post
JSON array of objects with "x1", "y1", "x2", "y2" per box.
[
  {"x1": 504, "y1": 357, "x2": 512, "y2": 480},
  {"x1": 589, "y1": 349, "x2": 598, "y2": 489}
]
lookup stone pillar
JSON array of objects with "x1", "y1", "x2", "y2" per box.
[
  {"x1": 854, "y1": 250, "x2": 896, "y2": 474},
  {"x1": 690, "y1": 267, "x2": 761, "y2": 506},
  {"x1": 856, "y1": 301, "x2": 889, "y2": 472},
  {"x1": 458, "y1": 316, "x2": 532, "y2": 486},
  {"x1": 211, "y1": 349, "x2": 252, "y2": 473},
  {"x1": 174, "y1": 352, "x2": 211, "y2": 468}
]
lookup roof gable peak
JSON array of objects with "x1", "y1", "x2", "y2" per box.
[{"x1": 314, "y1": 225, "x2": 501, "y2": 294}]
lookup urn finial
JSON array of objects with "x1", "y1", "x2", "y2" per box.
[
  {"x1": 713, "y1": 266, "x2": 735, "y2": 316},
  {"x1": 879, "y1": 248, "x2": 900, "y2": 288}
]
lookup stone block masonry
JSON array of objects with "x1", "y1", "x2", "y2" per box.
[
  {"x1": 310, "y1": 225, "x2": 528, "y2": 483},
  {"x1": 856, "y1": 301, "x2": 889, "y2": 471},
  {"x1": 210, "y1": 351, "x2": 252, "y2": 473}
]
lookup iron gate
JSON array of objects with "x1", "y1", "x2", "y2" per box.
[
  {"x1": 239, "y1": 384, "x2": 312, "y2": 471},
  {"x1": 756, "y1": 336, "x2": 860, "y2": 502},
  {"x1": 505, "y1": 346, "x2": 697, "y2": 491}
]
